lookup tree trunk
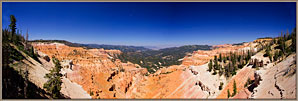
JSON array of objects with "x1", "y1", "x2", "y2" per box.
[{"x1": 24, "y1": 66, "x2": 28, "y2": 98}]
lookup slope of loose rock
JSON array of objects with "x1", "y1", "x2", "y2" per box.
[
  {"x1": 10, "y1": 43, "x2": 91, "y2": 99},
  {"x1": 251, "y1": 54, "x2": 296, "y2": 99}
]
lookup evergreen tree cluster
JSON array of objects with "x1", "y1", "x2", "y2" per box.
[
  {"x1": 208, "y1": 27, "x2": 296, "y2": 78},
  {"x1": 272, "y1": 28, "x2": 296, "y2": 62},
  {"x1": 208, "y1": 49, "x2": 256, "y2": 78}
]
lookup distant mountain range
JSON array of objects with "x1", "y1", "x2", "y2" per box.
[
  {"x1": 117, "y1": 44, "x2": 211, "y2": 73},
  {"x1": 80, "y1": 44, "x2": 152, "y2": 52},
  {"x1": 30, "y1": 39, "x2": 211, "y2": 52},
  {"x1": 30, "y1": 40, "x2": 151, "y2": 52}
]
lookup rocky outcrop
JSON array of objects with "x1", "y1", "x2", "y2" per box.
[
  {"x1": 250, "y1": 54, "x2": 296, "y2": 99},
  {"x1": 30, "y1": 39, "x2": 294, "y2": 99},
  {"x1": 32, "y1": 42, "x2": 147, "y2": 99},
  {"x1": 182, "y1": 42, "x2": 257, "y2": 66},
  {"x1": 253, "y1": 38, "x2": 273, "y2": 43},
  {"x1": 31, "y1": 41, "x2": 250, "y2": 99}
]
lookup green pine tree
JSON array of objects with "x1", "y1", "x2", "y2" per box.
[
  {"x1": 214, "y1": 56, "x2": 218, "y2": 70},
  {"x1": 43, "y1": 58, "x2": 63, "y2": 99},
  {"x1": 232, "y1": 80, "x2": 237, "y2": 97},
  {"x1": 208, "y1": 59, "x2": 213, "y2": 72},
  {"x1": 9, "y1": 15, "x2": 17, "y2": 35},
  {"x1": 227, "y1": 89, "x2": 231, "y2": 98},
  {"x1": 291, "y1": 28, "x2": 296, "y2": 52},
  {"x1": 219, "y1": 53, "x2": 222, "y2": 62}
]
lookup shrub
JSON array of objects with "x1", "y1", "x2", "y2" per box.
[
  {"x1": 208, "y1": 60, "x2": 213, "y2": 72},
  {"x1": 227, "y1": 89, "x2": 231, "y2": 98},
  {"x1": 219, "y1": 82, "x2": 224, "y2": 90},
  {"x1": 232, "y1": 80, "x2": 237, "y2": 97}
]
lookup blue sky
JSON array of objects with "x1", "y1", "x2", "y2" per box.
[{"x1": 2, "y1": 2, "x2": 296, "y2": 47}]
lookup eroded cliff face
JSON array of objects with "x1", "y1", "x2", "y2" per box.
[
  {"x1": 249, "y1": 54, "x2": 296, "y2": 99},
  {"x1": 31, "y1": 39, "x2": 285, "y2": 99},
  {"x1": 32, "y1": 42, "x2": 147, "y2": 99},
  {"x1": 182, "y1": 42, "x2": 257, "y2": 66},
  {"x1": 32, "y1": 42, "x2": 222, "y2": 99}
]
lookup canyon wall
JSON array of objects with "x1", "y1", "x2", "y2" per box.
[
  {"x1": 30, "y1": 38, "x2": 282, "y2": 99},
  {"x1": 32, "y1": 42, "x2": 147, "y2": 99}
]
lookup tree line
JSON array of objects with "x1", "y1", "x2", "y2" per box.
[{"x1": 271, "y1": 28, "x2": 296, "y2": 62}]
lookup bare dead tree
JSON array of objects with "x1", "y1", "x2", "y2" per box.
[{"x1": 25, "y1": 29, "x2": 29, "y2": 50}]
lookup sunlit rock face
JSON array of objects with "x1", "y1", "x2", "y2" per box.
[
  {"x1": 30, "y1": 38, "x2": 280, "y2": 99},
  {"x1": 181, "y1": 42, "x2": 257, "y2": 66},
  {"x1": 32, "y1": 42, "x2": 217, "y2": 99},
  {"x1": 32, "y1": 42, "x2": 147, "y2": 99}
]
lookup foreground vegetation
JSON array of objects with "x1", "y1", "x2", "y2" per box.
[{"x1": 3, "y1": 15, "x2": 65, "y2": 99}]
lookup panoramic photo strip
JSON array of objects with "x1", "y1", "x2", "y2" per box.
[{"x1": 2, "y1": 2, "x2": 297, "y2": 99}]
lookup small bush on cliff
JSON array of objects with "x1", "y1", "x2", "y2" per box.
[
  {"x1": 264, "y1": 45, "x2": 272, "y2": 62},
  {"x1": 120, "y1": 67, "x2": 125, "y2": 72},
  {"x1": 89, "y1": 89, "x2": 94, "y2": 96},
  {"x1": 227, "y1": 89, "x2": 231, "y2": 98},
  {"x1": 219, "y1": 82, "x2": 224, "y2": 90},
  {"x1": 208, "y1": 60, "x2": 213, "y2": 72},
  {"x1": 245, "y1": 78, "x2": 253, "y2": 87},
  {"x1": 43, "y1": 58, "x2": 63, "y2": 99},
  {"x1": 232, "y1": 80, "x2": 237, "y2": 97}
]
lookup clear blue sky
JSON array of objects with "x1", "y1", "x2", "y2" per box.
[{"x1": 2, "y1": 2, "x2": 296, "y2": 47}]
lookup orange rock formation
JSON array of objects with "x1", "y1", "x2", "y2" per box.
[
  {"x1": 31, "y1": 40, "x2": 262, "y2": 99},
  {"x1": 32, "y1": 42, "x2": 147, "y2": 99},
  {"x1": 182, "y1": 42, "x2": 255, "y2": 66}
]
